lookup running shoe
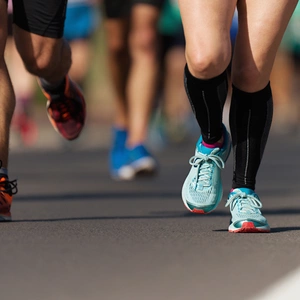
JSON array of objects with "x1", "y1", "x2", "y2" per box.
[
  {"x1": 0, "y1": 176, "x2": 18, "y2": 222},
  {"x1": 109, "y1": 128, "x2": 135, "y2": 181},
  {"x1": 42, "y1": 76, "x2": 86, "y2": 140},
  {"x1": 128, "y1": 144, "x2": 157, "y2": 176},
  {"x1": 225, "y1": 188, "x2": 270, "y2": 233},
  {"x1": 182, "y1": 125, "x2": 231, "y2": 214},
  {"x1": 110, "y1": 141, "x2": 157, "y2": 180}
]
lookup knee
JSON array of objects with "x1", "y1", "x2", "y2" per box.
[
  {"x1": 129, "y1": 27, "x2": 157, "y2": 58},
  {"x1": 186, "y1": 45, "x2": 231, "y2": 79},
  {"x1": 232, "y1": 65, "x2": 268, "y2": 92},
  {"x1": 107, "y1": 36, "x2": 127, "y2": 58}
]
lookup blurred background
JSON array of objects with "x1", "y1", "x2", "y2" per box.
[
  {"x1": 5, "y1": 0, "x2": 300, "y2": 153},
  {"x1": 3, "y1": 3, "x2": 300, "y2": 299}
]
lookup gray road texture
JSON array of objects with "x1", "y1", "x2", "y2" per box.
[{"x1": 1, "y1": 132, "x2": 300, "y2": 300}]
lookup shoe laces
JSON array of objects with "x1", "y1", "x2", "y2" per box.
[
  {"x1": 0, "y1": 178, "x2": 18, "y2": 195},
  {"x1": 189, "y1": 148, "x2": 225, "y2": 188},
  {"x1": 225, "y1": 191, "x2": 262, "y2": 214},
  {"x1": 0, "y1": 161, "x2": 18, "y2": 196}
]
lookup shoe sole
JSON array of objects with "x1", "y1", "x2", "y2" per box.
[
  {"x1": 45, "y1": 81, "x2": 86, "y2": 141},
  {"x1": 181, "y1": 179, "x2": 223, "y2": 214},
  {"x1": 111, "y1": 158, "x2": 157, "y2": 181},
  {"x1": 0, "y1": 215, "x2": 12, "y2": 222},
  {"x1": 111, "y1": 165, "x2": 135, "y2": 181},
  {"x1": 228, "y1": 221, "x2": 270, "y2": 233},
  {"x1": 131, "y1": 157, "x2": 157, "y2": 176}
]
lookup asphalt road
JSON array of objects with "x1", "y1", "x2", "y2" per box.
[{"x1": 2, "y1": 130, "x2": 300, "y2": 300}]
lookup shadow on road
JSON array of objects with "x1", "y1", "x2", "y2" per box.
[
  {"x1": 12, "y1": 208, "x2": 300, "y2": 224},
  {"x1": 214, "y1": 226, "x2": 300, "y2": 233}
]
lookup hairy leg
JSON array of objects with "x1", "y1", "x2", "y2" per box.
[{"x1": 0, "y1": 1, "x2": 15, "y2": 168}]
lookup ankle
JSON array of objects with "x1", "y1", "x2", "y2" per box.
[
  {"x1": 202, "y1": 136, "x2": 224, "y2": 149},
  {"x1": 40, "y1": 77, "x2": 66, "y2": 94}
]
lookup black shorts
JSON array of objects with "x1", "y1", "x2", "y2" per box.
[
  {"x1": 12, "y1": 0, "x2": 67, "y2": 38},
  {"x1": 103, "y1": 0, "x2": 165, "y2": 19}
]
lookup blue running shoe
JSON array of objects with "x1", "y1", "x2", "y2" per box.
[
  {"x1": 109, "y1": 128, "x2": 135, "y2": 181},
  {"x1": 128, "y1": 144, "x2": 157, "y2": 176},
  {"x1": 182, "y1": 125, "x2": 231, "y2": 214},
  {"x1": 225, "y1": 188, "x2": 270, "y2": 233}
]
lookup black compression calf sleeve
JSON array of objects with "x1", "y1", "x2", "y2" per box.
[
  {"x1": 184, "y1": 64, "x2": 228, "y2": 144},
  {"x1": 230, "y1": 83, "x2": 273, "y2": 190}
]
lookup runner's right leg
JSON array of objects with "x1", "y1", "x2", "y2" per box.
[{"x1": 179, "y1": 0, "x2": 237, "y2": 213}]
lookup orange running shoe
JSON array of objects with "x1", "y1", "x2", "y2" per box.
[
  {"x1": 42, "y1": 76, "x2": 86, "y2": 140},
  {"x1": 0, "y1": 176, "x2": 18, "y2": 222}
]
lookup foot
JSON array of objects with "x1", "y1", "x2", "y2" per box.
[
  {"x1": 128, "y1": 144, "x2": 157, "y2": 176},
  {"x1": 109, "y1": 128, "x2": 134, "y2": 181},
  {"x1": 182, "y1": 125, "x2": 231, "y2": 214},
  {"x1": 0, "y1": 176, "x2": 18, "y2": 222},
  {"x1": 42, "y1": 76, "x2": 86, "y2": 140},
  {"x1": 225, "y1": 188, "x2": 270, "y2": 233},
  {"x1": 110, "y1": 132, "x2": 157, "y2": 181}
]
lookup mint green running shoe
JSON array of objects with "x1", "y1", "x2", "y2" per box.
[
  {"x1": 225, "y1": 188, "x2": 270, "y2": 233},
  {"x1": 182, "y1": 126, "x2": 231, "y2": 214}
]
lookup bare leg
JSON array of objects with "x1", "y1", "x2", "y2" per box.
[
  {"x1": 232, "y1": 0, "x2": 298, "y2": 92},
  {"x1": 5, "y1": 37, "x2": 36, "y2": 102},
  {"x1": 0, "y1": 2, "x2": 15, "y2": 168},
  {"x1": 14, "y1": 26, "x2": 86, "y2": 141},
  {"x1": 104, "y1": 18, "x2": 129, "y2": 129},
  {"x1": 163, "y1": 46, "x2": 193, "y2": 141},
  {"x1": 13, "y1": 26, "x2": 71, "y2": 83},
  {"x1": 164, "y1": 46, "x2": 189, "y2": 123},
  {"x1": 68, "y1": 39, "x2": 92, "y2": 88},
  {"x1": 178, "y1": 0, "x2": 237, "y2": 79},
  {"x1": 270, "y1": 48, "x2": 297, "y2": 132},
  {"x1": 5, "y1": 36, "x2": 37, "y2": 146},
  {"x1": 126, "y1": 4, "x2": 161, "y2": 147}
]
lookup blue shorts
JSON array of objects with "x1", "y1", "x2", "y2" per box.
[{"x1": 64, "y1": 4, "x2": 99, "y2": 41}]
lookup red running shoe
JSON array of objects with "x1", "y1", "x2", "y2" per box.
[
  {"x1": 42, "y1": 76, "x2": 86, "y2": 140},
  {"x1": 0, "y1": 176, "x2": 18, "y2": 222}
]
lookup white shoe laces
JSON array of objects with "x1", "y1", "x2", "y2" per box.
[
  {"x1": 225, "y1": 191, "x2": 262, "y2": 213},
  {"x1": 189, "y1": 148, "x2": 225, "y2": 188}
]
